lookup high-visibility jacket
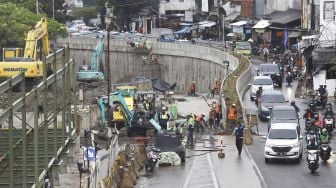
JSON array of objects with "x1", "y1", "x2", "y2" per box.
[
  {"x1": 228, "y1": 107, "x2": 237, "y2": 120},
  {"x1": 160, "y1": 112, "x2": 169, "y2": 120},
  {"x1": 188, "y1": 117, "x2": 195, "y2": 127}
]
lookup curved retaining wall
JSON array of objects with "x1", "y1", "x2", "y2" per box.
[{"x1": 56, "y1": 37, "x2": 239, "y2": 93}]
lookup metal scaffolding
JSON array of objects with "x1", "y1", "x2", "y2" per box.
[{"x1": 0, "y1": 47, "x2": 77, "y2": 188}]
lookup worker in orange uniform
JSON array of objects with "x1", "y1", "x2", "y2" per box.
[
  {"x1": 190, "y1": 81, "x2": 196, "y2": 96},
  {"x1": 195, "y1": 113, "x2": 206, "y2": 135},
  {"x1": 209, "y1": 107, "x2": 217, "y2": 129},
  {"x1": 227, "y1": 104, "x2": 237, "y2": 130}
]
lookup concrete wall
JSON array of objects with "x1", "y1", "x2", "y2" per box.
[{"x1": 57, "y1": 37, "x2": 239, "y2": 93}]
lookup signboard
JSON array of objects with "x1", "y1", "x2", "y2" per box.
[{"x1": 83, "y1": 146, "x2": 96, "y2": 161}]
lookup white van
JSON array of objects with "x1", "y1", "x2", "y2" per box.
[{"x1": 264, "y1": 123, "x2": 303, "y2": 163}]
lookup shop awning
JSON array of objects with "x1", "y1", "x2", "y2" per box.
[
  {"x1": 252, "y1": 20, "x2": 270, "y2": 29},
  {"x1": 198, "y1": 21, "x2": 216, "y2": 29},
  {"x1": 264, "y1": 9, "x2": 301, "y2": 25},
  {"x1": 288, "y1": 31, "x2": 301, "y2": 38},
  {"x1": 230, "y1": 21, "x2": 247, "y2": 26}
]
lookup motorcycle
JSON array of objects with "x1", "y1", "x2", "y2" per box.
[
  {"x1": 306, "y1": 132, "x2": 319, "y2": 173},
  {"x1": 144, "y1": 147, "x2": 161, "y2": 172},
  {"x1": 314, "y1": 93, "x2": 327, "y2": 109},
  {"x1": 320, "y1": 143, "x2": 331, "y2": 161},
  {"x1": 307, "y1": 150, "x2": 319, "y2": 173},
  {"x1": 324, "y1": 115, "x2": 334, "y2": 135},
  {"x1": 286, "y1": 72, "x2": 293, "y2": 86}
]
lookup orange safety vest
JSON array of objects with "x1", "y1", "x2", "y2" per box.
[{"x1": 228, "y1": 108, "x2": 236, "y2": 120}]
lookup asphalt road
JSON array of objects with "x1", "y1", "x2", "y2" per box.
[{"x1": 244, "y1": 57, "x2": 336, "y2": 188}]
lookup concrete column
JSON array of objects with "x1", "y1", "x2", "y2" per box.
[
  {"x1": 59, "y1": 149, "x2": 69, "y2": 174},
  {"x1": 50, "y1": 162, "x2": 61, "y2": 186}
]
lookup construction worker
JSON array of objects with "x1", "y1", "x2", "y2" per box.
[
  {"x1": 227, "y1": 104, "x2": 238, "y2": 130},
  {"x1": 195, "y1": 113, "x2": 206, "y2": 135},
  {"x1": 187, "y1": 114, "x2": 195, "y2": 146},
  {"x1": 208, "y1": 107, "x2": 217, "y2": 129},
  {"x1": 215, "y1": 103, "x2": 222, "y2": 129},
  {"x1": 159, "y1": 107, "x2": 170, "y2": 130},
  {"x1": 190, "y1": 82, "x2": 196, "y2": 96},
  {"x1": 143, "y1": 98, "x2": 151, "y2": 111},
  {"x1": 232, "y1": 123, "x2": 245, "y2": 156}
]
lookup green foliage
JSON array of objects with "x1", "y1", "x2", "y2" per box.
[
  {"x1": 0, "y1": 0, "x2": 36, "y2": 12},
  {"x1": 0, "y1": 3, "x2": 67, "y2": 48},
  {"x1": 71, "y1": 6, "x2": 98, "y2": 18}
]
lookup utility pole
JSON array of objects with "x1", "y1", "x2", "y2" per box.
[
  {"x1": 223, "y1": 15, "x2": 226, "y2": 49},
  {"x1": 36, "y1": 0, "x2": 39, "y2": 14},
  {"x1": 53, "y1": 0, "x2": 55, "y2": 19}
]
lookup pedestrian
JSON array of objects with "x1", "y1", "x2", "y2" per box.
[
  {"x1": 232, "y1": 123, "x2": 245, "y2": 156},
  {"x1": 227, "y1": 104, "x2": 237, "y2": 130},
  {"x1": 263, "y1": 46, "x2": 269, "y2": 62}
]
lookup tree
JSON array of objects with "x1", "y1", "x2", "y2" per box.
[
  {"x1": 0, "y1": 3, "x2": 67, "y2": 48},
  {"x1": 106, "y1": 0, "x2": 159, "y2": 31}
]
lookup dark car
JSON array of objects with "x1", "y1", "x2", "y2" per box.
[
  {"x1": 154, "y1": 131, "x2": 186, "y2": 163},
  {"x1": 267, "y1": 105, "x2": 300, "y2": 132},
  {"x1": 257, "y1": 64, "x2": 283, "y2": 88},
  {"x1": 258, "y1": 90, "x2": 286, "y2": 121}
]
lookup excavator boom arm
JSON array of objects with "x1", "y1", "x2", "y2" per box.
[
  {"x1": 91, "y1": 38, "x2": 104, "y2": 72},
  {"x1": 23, "y1": 18, "x2": 50, "y2": 59}
]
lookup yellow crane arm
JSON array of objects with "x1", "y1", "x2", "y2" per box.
[{"x1": 23, "y1": 18, "x2": 50, "y2": 60}]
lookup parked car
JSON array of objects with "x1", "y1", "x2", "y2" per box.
[
  {"x1": 258, "y1": 90, "x2": 286, "y2": 121},
  {"x1": 264, "y1": 122, "x2": 303, "y2": 163},
  {"x1": 249, "y1": 75, "x2": 274, "y2": 100},
  {"x1": 267, "y1": 105, "x2": 300, "y2": 132},
  {"x1": 256, "y1": 64, "x2": 283, "y2": 88}
]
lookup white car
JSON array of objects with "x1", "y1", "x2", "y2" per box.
[
  {"x1": 249, "y1": 76, "x2": 273, "y2": 100},
  {"x1": 264, "y1": 123, "x2": 303, "y2": 163}
]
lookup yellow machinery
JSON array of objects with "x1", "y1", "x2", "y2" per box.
[
  {"x1": 112, "y1": 85, "x2": 136, "y2": 122},
  {"x1": 0, "y1": 18, "x2": 50, "y2": 78}
]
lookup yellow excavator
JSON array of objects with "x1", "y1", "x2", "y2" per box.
[{"x1": 0, "y1": 18, "x2": 50, "y2": 81}]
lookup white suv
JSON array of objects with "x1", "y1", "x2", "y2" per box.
[
  {"x1": 264, "y1": 123, "x2": 303, "y2": 163},
  {"x1": 249, "y1": 75, "x2": 273, "y2": 100}
]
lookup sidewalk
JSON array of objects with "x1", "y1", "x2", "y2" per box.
[{"x1": 174, "y1": 94, "x2": 265, "y2": 188}]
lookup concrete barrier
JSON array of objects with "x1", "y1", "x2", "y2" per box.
[
  {"x1": 235, "y1": 56, "x2": 254, "y2": 144},
  {"x1": 56, "y1": 37, "x2": 239, "y2": 93}
]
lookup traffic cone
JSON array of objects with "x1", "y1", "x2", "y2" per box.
[{"x1": 218, "y1": 135, "x2": 225, "y2": 158}]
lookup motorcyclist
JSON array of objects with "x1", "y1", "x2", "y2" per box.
[
  {"x1": 317, "y1": 85, "x2": 328, "y2": 106},
  {"x1": 255, "y1": 86, "x2": 263, "y2": 106},
  {"x1": 304, "y1": 108, "x2": 314, "y2": 130},
  {"x1": 306, "y1": 129, "x2": 319, "y2": 150},
  {"x1": 312, "y1": 113, "x2": 324, "y2": 130},
  {"x1": 320, "y1": 128, "x2": 330, "y2": 144},
  {"x1": 323, "y1": 104, "x2": 335, "y2": 118}
]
